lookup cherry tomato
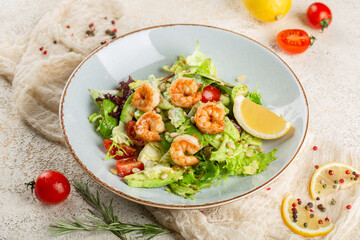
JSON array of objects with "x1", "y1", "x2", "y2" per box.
[
  {"x1": 201, "y1": 85, "x2": 221, "y2": 103},
  {"x1": 33, "y1": 171, "x2": 70, "y2": 205},
  {"x1": 116, "y1": 159, "x2": 144, "y2": 177},
  {"x1": 103, "y1": 139, "x2": 136, "y2": 159},
  {"x1": 277, "y1": 29, "x2": 314, "y2": 54},
  {"x1": 126, "y1": 121, "x2": 145, "y2": 146},
  {"x1": 306, "y1": 2, "x2": 332, "y2": 30}
]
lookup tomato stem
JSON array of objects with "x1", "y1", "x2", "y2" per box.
[
  {"x1": 319, "y1": 17, "x2": 331, "y2": 31},
  {"x1": 310, "y1": 36, "x2": 317, "y2": 47},
  {"x1": 25, "y1": 180, "x2": 36, "y2": 193}
]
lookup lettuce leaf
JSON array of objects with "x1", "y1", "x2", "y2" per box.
[
  {"x1": 111, "y1": 121, "x2": 132, "y2": 146},
  {"x1": 163, "y1": 55, "x2": 188, "y2": 74},
  {"x1": 186, "y1": 42, "x2": 207, "y2": 67},
  {"x1": 129, "y1": 74, "x2": 162, "y2": 90},
  {"x1": 246, "y1": 89, "x2": 262, "y2": 105},
  {"x1": 168, "y1": 107, "x2": 186, "y2": 128},
  {"x1": 88, "y1": 99, "x2": 118, "y2": 139}
]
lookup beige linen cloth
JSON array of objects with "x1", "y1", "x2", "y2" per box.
[{"x1": 1, "y1": 0, "x2": 359, "y2": 239}]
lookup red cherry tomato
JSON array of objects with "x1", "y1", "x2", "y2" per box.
[
  {"x1": 33, "y1": 171, "x2": 70, "y2": 205},
  {"x1": 103, "y1": 139, "x2": 136, "y2": 159},
  {"x1": 126, "y1": 121, "x2": 145, "y2": 146},
  {"x1": 116, "y1": 159, "x2": 144, "y2": 177},
  {"x1": 201, "y1": 85, "x2": 221, "y2": 103},
  {"x1": 277, "y1": 29, "x2": 314, "y2": 54},
  {"x1": 306, "y1": 2, "x2": 332, "y2": 30}
]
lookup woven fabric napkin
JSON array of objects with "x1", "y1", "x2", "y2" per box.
[{"x1": 1, "y1": 0, "x2": 359, "y2": 239}]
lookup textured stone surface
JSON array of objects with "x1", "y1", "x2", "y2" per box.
[{"x1": 1, "y1": 0, "x2": 360, "y2": 239}]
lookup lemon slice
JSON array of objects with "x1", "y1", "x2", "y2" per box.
[
  {"x1": 281, "y1": 194, "x2": 334, "y2": 237},
  {"x1": 310, "y1": 162, "x2": 360, "y2": 200},
  {"x1": 233, "y1": 95, "x2": 291, "y2": 139}
]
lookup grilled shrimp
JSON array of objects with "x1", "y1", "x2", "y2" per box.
[
  {"x1": 168, "y1": 77, "x2": 202, "y2": 108},
  {"x1": 194, "y1": 102, "x2": 225, "y2": 135},
  {"x1": 170, "y1": 134, "x2": 201, "y2": 167},
  {"x1": 132, "y1": 83, "x2": 160, "y2": 112},
  {"x1": 135, "y1": 111, "x2": 165, "y2": 142}
]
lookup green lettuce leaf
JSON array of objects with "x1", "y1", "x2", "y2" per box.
[
  {"x1": 163, "y1": 56, "x2": 188, "y2": 74},
  {"x1": 111, "y1": 121, "x2": 132, "y2": 146},
  {"x1": 129, "y1": 74, "x2": 162, "y2": 90},
  {"x1": 168, "y1": 107, "x2": 186, "y2": 128},
  {"x1": 246, "y1": 89, "x2": 262, "y2": 105}
]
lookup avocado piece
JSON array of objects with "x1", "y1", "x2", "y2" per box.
[
  {"x1": 158, "y1": 95, "x2": 172, "y2": 110},
  {"x1": 120, "y1": 93, "x2": 135, "y2": 123},
  {"x1": 220, "y1": 94, "x2": 230, "y2": 106},
  {"x1": 167, "y1": 182, "x2": 198, "y2": 198},
  {"x1": 124, "y1": 168, "x2": 184, "y2": 188}
]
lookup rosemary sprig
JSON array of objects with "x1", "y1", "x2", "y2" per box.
[{"x1": 49, "y1": 181, "x2": 170, "y2": 239}]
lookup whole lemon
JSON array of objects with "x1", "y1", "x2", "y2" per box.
[{"x1": 242, "y1": 0, "x2": 292, "y2": 22}]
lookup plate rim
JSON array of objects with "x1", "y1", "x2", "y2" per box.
[{"x1": 59, "y1": 23, "x2": 309, "y2": 209}]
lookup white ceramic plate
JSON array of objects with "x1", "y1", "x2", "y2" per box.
[{"x1": 60, "y1": 24, "x2": 308, "y2": 209}]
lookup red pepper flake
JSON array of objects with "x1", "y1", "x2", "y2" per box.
[
  {"x1": 356, "y1": 174, "x2": 360, "y2": 178},
  {"x1": 346, "y1": 170, "x2": 350, "y2": 175},
  {"x1": 111, "y1": 20, "x2": 115, "y2": 25},
  {"x1": 297, "y1": 198, "x2": 301, "y2": 202},
  {"x1": 90, "y1": 23, "x2": 94, "y2": 27},
  {"x1": 313, "y1": 146, "x2": 318, "y2": 151},
  {"x1": 66, "y1": 25, "x2": 70, "y2": 29},
  {"x1": 318, "y1": 219, "x2": 323, "y2": 224},
  {"x1": 292, "y1": 203, "x2": 297, "y2": 208},
  {"x1": 310, "y1": 209, "x2": 314, "y2": 212},
  {"x1": 325, "y1": 217, "x2": 330, "y2": 222},
  {"x1": 346, "y1": 205, "x2": 351, "y2": 209},
  {"x1": 315, "y1": 165, "x2": 319, "y2": 169},
  {"x1": 329, "y1": 170, "x2": 334, "y2": 175},
  {"x1": 291, "y1": 207, "x2": 297, "y2": 211},
  {"x1": 71, "y1": 33, "x2": 74, "y2": 37},
  {"x1": 266, "y1": 187, "x2": 271, "y2": 191},
  {"x1": 113, "y1": 28, "x2": 117, "y2": 33},
  {"x1": 43, "y1": 50, "x2": 47, "y2": 55},
  {"x1": 39, "y1": 47, "x2": 44, "y2": 51},
  {"x1": 200, "y1": 211, "x2": 204, "y2": 214},
  {"x1": 339, "y1": 179, "x2": 344, "y2": 184}
]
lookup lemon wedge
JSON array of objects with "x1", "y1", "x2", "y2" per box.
[
  {"x1": 281, "y1": 194, "x2": 334, "y2": 237},
  {"x1": 310, "y1": 162, "x2": 360, "y2": 200},
  {"x1": 233, "y1": 95, "x2": 291, "y2": 139}
]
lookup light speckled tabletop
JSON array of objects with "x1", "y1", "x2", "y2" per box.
[{"x1": 1, "y1": 0, "x2": 359, "y2": 239}]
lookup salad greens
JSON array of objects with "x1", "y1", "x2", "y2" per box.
[{"x1": 89, "y1": 43, "x2": 277, "y2": 199}]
